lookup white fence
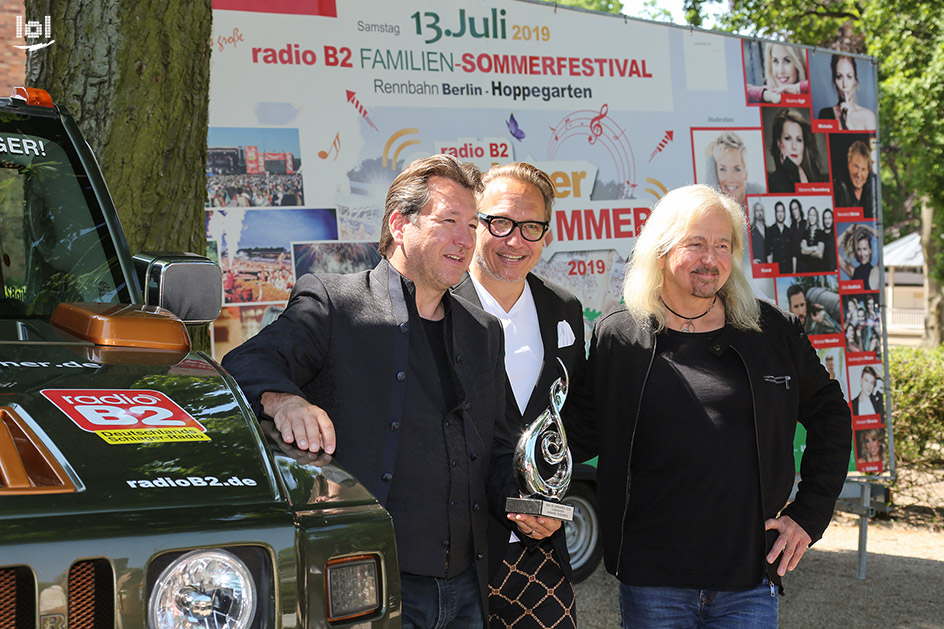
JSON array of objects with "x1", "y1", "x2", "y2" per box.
[{"x1": 888, "y1": 308, "x2": 925, "y2": 330}]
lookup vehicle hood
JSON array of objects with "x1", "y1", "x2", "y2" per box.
[{"x1": 0, "y1": 334, "x2": 284, "y2": 515}]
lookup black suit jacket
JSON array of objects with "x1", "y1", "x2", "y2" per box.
[
  {"x1": 453, "y1": 272, "x2": 586, "y2": 582},
  {"x1": 222, "y1": 259, "x2": 515, "y2": 609}
]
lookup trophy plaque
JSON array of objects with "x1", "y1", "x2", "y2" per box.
[{"x1": 505, "y1": 358, "x2": 575, "y2": 521}]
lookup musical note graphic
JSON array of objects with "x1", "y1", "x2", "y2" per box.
[
  {"x1": 318, "y1": 132, "x2": 341, "y2": 161},
  {"x1": 547, "y1": 106, "x2": 636, "y2": 200},
  {"x1": 648, "y1": 130, "x2": 674, "y2": 162},
  {"x1": 588, "y1": 104, "x2": 608, "y2": 145}
]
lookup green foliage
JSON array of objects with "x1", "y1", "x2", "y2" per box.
[
  {"x1": 555, "y1": 0, "x2": 624, "y2": 15},
  {"x1": 889, "y1": 346, "x2": 944, "y2": 468},
  {"x1": 865, "y1": 3, "x2": 944, "y2": 277},
  {"x1": 680, "y1": 0, "x2": 716, "y2": 28},
  {"x1": 703, "y1": 0, "x2": 865, "y2": 44},
  {"x1": 638, "y1": 0, "x2": 675, "y2": 23}
]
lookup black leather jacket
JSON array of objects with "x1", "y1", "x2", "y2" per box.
[{"x1": 566, "y1": 301, "x2": 851, "y2": 588}]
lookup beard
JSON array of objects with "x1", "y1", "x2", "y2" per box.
[{"x1": 690, "y1": 266, "x2": 721, "y2": 298}]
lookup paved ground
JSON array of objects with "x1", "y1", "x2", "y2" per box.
[{"x1": 574, "y1": 511, "x2": 944, "y2": 628}]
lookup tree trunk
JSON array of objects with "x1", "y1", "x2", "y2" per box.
[
  {"x1": 921, "y1": 197, "x2": 942, "y2": 345},
  {"x1": 23, "y1": 0, "x2": 211, "y2": 256},
  {"x1": 24, "y1": 0, "x2": 212, "y2": 350}
]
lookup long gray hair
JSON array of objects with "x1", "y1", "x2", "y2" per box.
[{"x1": 622, "y1": 184, "x2": 761, "y2": 332}]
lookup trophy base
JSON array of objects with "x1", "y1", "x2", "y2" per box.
[{"x1": 506, "y1": 496, "x2": 575, "y2": 522}]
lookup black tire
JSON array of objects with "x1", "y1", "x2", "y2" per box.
[{"x1": 562, "y1": 481, "x2": 602, "y2": 583}]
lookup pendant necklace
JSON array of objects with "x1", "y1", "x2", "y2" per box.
[{"x1": 661, "y1": 295, "x2": 717, "y2": 333}]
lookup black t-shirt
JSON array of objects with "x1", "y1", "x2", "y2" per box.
[
  {"x1": 621, "y1": 327, "x2": 765, "y2": 590},
  {"x1": 423, "y1": 316, "x2": 457, "y2": 410},
  {"x1": 386, "y1": 309, "x2": 472, "y2": 578}
]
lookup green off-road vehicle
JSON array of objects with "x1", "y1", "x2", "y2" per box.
[{"x1": 0, "y1": 87, "x2": 400, "y2": 628}]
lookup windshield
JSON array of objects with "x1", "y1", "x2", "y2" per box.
[{"x1": 0, "y1": 110, "x2": 130, "y2": 318}]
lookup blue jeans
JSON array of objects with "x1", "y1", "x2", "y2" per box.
[
  {"x1": 619, "y1": 580, "x2": 778, "y2": 628},
  {"x1": 400, "y1": 565, "x2": 483, "y2": 628}
]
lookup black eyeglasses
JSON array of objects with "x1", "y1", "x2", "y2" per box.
[{"x1": 477, "y1": 212, "x2": 549, "y2": 242}]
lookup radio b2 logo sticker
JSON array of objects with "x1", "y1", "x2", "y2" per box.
[{"x1": 41, "y1": 389, "x2": 210, "y2": 445}]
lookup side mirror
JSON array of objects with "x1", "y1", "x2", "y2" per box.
[{"x1": 132, "y1": 252, "x2": 222, "y2": 324}]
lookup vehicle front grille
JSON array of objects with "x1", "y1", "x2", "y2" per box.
[
  {"x1": 68, "y1": 559, "x2": 114, "y2": 629},
  {"x1": 0, "y1": 566, "x2": 34, "y2": 627},
  {"x1": 0, "y1": 560, "x2": 113, "y2": 628}
]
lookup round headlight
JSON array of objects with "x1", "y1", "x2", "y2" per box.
[{"x1": 148, "y1": 549, "x2": 256, "y2": 629}]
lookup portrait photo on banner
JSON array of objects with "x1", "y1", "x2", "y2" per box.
[
  {"x1": 848, "y1": 362, "x2": 885, "y2": 424},
  {"x1": 747, "y1": 194, "x2": 834, "y2": 276},
  {"x1": 742, "y1": 40, "x2": 810, "y2": 107},
  {"x1": 775, "y1": 274, "x2": 842, "y2": 338},
  {"x1": 829, "y1": 133, "x2": 879, "y2": 219},
  {"x1": 854, "y1": 427, "x2": 887, "y2": 472},
  {"x1": 817, "y1": 345, "x2": 848, "y2": 400},
  {"x1": 691, "y1": 128, "x2": 767, "y2": 209},
  {"x1": 841, "y1": 292, "x2": 883, "y2": 360},
  {"x1": 809, "y1": 51, "x2": 878, "y2": 131},
  {"x1": 762, "y1": 107, "x2": 829, "y2": 193},
  {"x1": 835, "y1": 220, "x2": 879, "y2": 290}
]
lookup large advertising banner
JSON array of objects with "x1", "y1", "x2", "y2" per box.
[{"x1": 206, "y1": 0, "x2": 889, "y2": 476}]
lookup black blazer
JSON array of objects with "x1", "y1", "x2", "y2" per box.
[
  {"x1": 453, "y1": 272, "x2": 586, "y2": 582},
  {"x1": 223, "y1": 259, "x2": 515, "y2": 609}
]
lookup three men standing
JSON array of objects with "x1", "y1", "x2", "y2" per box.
[{"x1": 225, "y1": 156, "x2": 852, "y2": 629}]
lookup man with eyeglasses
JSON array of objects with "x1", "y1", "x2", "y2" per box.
[{"x1": 453, "y1": 162, "x2": 585, "y2": 628}]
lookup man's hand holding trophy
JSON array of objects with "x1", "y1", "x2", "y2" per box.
[{"x1": 506, "y1": 358, "x2": 575, "y2": 524}]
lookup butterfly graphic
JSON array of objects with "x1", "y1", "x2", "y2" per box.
[{"x1": 506, "y1": 113, "x2": 526, "y2": 141}]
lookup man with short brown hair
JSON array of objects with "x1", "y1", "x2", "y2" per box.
[{"x1": 224, "y1": 154, "x2": 555, "y2": 626}]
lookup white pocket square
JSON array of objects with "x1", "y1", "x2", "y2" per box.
[{"x1": 557, "y1": 320, "x2": 576, "y2": 348}]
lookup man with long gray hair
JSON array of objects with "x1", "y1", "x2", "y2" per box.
[{"x1": 566, "y1": 184, "x2": 850, "y2": 627}]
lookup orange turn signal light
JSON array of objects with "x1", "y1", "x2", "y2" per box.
[
  {"x1": 0, "y1": 406, "x2": 78, "y2": 495},
  {"x1": 10, "y1": 86, "x2": 55, "y2": 108}
]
